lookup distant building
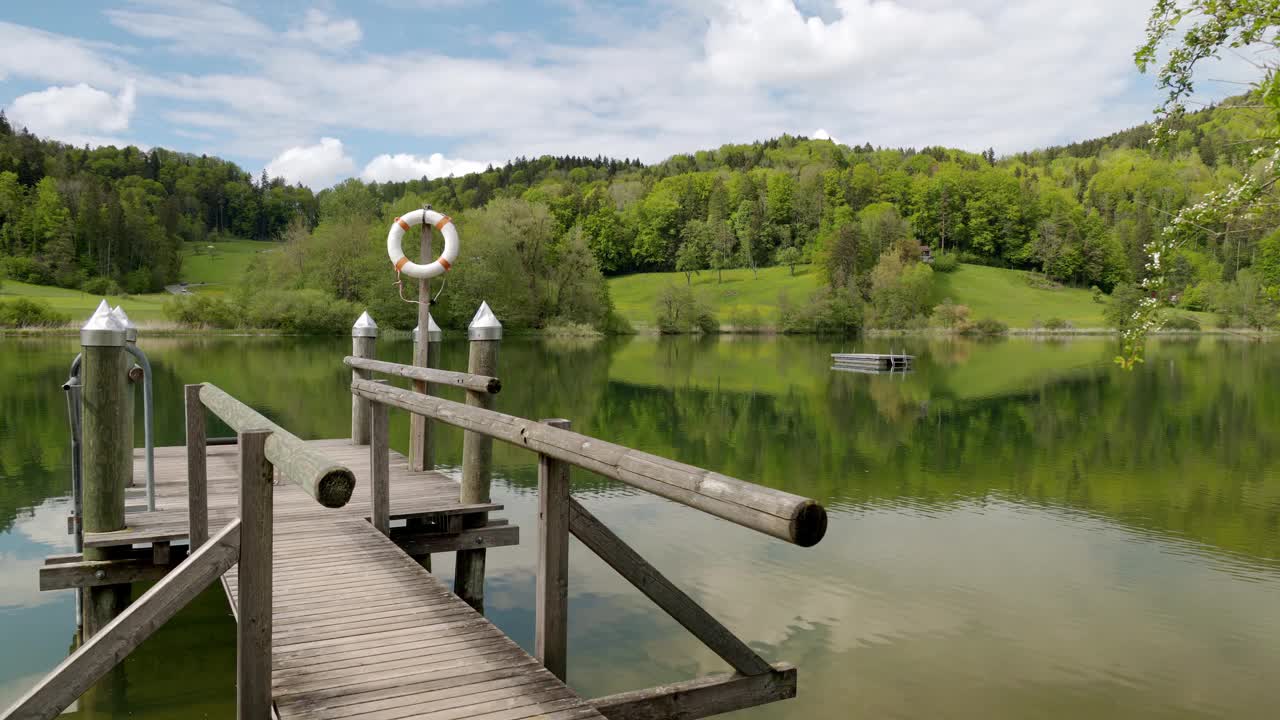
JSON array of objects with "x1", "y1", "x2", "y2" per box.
[{"x1": 920, "y1": 245, "x2": 934, "y2": 263}]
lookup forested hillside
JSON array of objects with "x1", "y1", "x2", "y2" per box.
[{"x1": 3, "y1": 96, "x2": 1279, "y2": 332}]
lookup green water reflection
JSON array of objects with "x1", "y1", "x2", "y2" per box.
[{"x1": 1, "y1": 334, "x2": 1277, "y2": 718}]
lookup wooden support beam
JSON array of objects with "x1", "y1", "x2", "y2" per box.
[
  {"x1": 199, "y1": 383, "x2": 354, "y2": 508},
  {"x1": 81, "y1": 339, "x2": 131, "y2": 639},
  {"x1": 455, "y1": 328, "x2": 500, "y2": 613},
  {"x1": 1, "y1": 520, "x2": 241, "y2": 720},
  {"x1": 369, "y1": 394, "x2": 390, "y2": 537},
  {"x1": 350, "y1": 379, "x2": 827, "y2": 546},
  {"x1": 391, "y1": 523, "x2": 519, "y2": 556},
  {"x1": 344, "y1": 356, "x2": 502, "y2": 395},
  {"x1": 236, "y1": 429, "x2": 273, "y2": 720},
  {"x1": 536, "y1": 418, "x2": 572, "y2": 681},
  {"x1": 568, "y1": 498, "x2": 772, "y2": 677},
  {"x1": 185, "y1": 384, "x2": 208, "y2": 548},
  {"x1": 590, "y1": 664, "x2": 796, "y2": 720},
  {"x1": 410, "y1": 227, "x2": 433, "y2": 473}
]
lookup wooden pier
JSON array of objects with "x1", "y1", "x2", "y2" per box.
[
  {"x1": 4, "y1": 312, "x2": 826, "y2": 720},
  {"x1": 831, "y1": 352, "x2": 914, "y2": 374}
]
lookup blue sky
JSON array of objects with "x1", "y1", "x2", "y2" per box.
[{"x1": 0, "y1": 1, "x2": 1238, "y2": 188}]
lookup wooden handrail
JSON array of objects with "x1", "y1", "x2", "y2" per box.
[
  {"x1": 344, "y1": 356, "x2": 501, "y2": 394},
  {"x1": 198, "y1": 383, "x2": 355, "y2": 508},
  {"x1": 1, "y1": 520, "x2": 242, "y2": 720},
  {"x1": 350, "y1": 379, "x2": 827, "y2": 546}
]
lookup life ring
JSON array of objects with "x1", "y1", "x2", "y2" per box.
[{"x1": 386, "y1": 208, "x2": 460, "y2": 279}]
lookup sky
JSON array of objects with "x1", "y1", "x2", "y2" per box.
[{"x1": 0, "y1": 0, "x2": 1241, "y2": 189}]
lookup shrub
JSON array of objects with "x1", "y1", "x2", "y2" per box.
[
  {"x1": 778, "y1": 288, "x2": 862, "y2": 334},
  {"x1": 931, "y1": 252, "x2": 959, "y2": 273},
  {"x1": 598, "y1": 309, "x2": 635, "y2": 335},
  {"x1": 123, "y1": 268, "x2": 156, "y2": 295},
  {"x1": 962, "y1": 317, "x2": 1008, "y2": 336},
  {"x1": 82, "y1": 276, "x2": 124, "y2": 296},
  {"x1": 243, "y1": 290, "x2": 358, "y2": 334},
  {"x1": 1104, "y1": 283, "x2": 1146, "y2": 331},
  {"x1": 1162, "y1": 313, "x2": 1201, "y2": 331},
  {"x1": 1043, "y1": 317, "x2": 1072, "y2": 330},
  {"x1": 726, "y1": 306, "x2": 764, "y2": 333},
  {"x1": 164, "y1": 294, "x2": 240, "y2": 329},
  {"x1": 3, "y1": 256, "x2": 51, "y2": 285},
  {"x1": 543, "y1": 318, "x2": 603, "y2": 337},
  {"x1": 0, "y1": 298, "x2": 71, "y2": 327},
  {"x1": 931, "y1": 300, "x2": 971, "y2": 330},
  {"x1": 1024, "y1": 273, "x2": 1062, "y2": 291},
  {"x1": 868, "y1": 252, "x2": 934, "y2": 328},
  {"x1": 1091, "y1": 286, "x2": 1105, "y2": 304},
  {"x1": 655, "y1": 284, "x2": 717, "y2": 334}
]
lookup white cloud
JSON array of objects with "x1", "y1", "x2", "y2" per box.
[
  {"x1": 7, "y1": 82, "x2": 137, "y2": 140},
  {"x1": 812, "y1": 128, "x2": 841, "y2": 144},
  {"x1": 265, "y1": 137, "x2": 356, "y2": 188},
  {"x1": 361, "y1": 152, "x2": 491, "y2": 182},
  {"x1": 285, "y1": 9, "x2": 362, "y2": 49},
  {"x1": 0, "y1": 2, "x2": 1253, "y2": 168}
]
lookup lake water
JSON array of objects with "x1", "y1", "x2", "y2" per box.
[{"x1": 1, "y1": 334, "x2": 1278, "y2": 719}]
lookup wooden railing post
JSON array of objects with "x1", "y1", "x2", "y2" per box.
[
  {"x1": 455, "y1": 302, "x2": 502, "y2": 612},
  {"x1": 351, "y1": 311, "x2": 377, "y2": 445},
  {"x1": 369, "y1": 383, "x2": 390, "y2": 537},
  {"x1": 185, "y1": 384, "x2": 208, "y2": 548},
  {"x1": 236, "y1": 429, "x2": 273, "y2": 720},
  {"x1": 536, "y1": 418, "x2": 571, "y2": 681}
]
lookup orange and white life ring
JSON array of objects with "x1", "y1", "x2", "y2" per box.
[{"x1": 386, "y1": 208, "x2": 460, "y2": 279}]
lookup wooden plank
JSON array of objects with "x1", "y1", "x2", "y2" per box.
[
  {"x1": 351, "y1": 379, "x2": 828, "y2": 546},
  {"x1": 199, "y1": 384, "x2": 355, "y2": 508},
  {"x1": 370, "y1": 395, "x2": 390, "y2": 536},
  {"x1": 590, "y1": 664, "x2": 795, "y2": 720},
  {"x1": 393, "y1": 523, "x2": 519, "y2": 556},
  {"x1": 40, "y1": 557, "x2": 175, "y2": 591},
  {"x1": 1, "y1": 520, "x2": 241, "y2": 720},
  {"x1": 537, "y1": 418, "x2": 572, "y2": 681},
  {"x1": 237, "y1": 429, "x2": 273, "y2": 720},
  {"x1": 80, "y1": 342, "x2": 131, "y2": 638},
  {"x1": 345, "y1": 356, "x2": 502, "y2": 395},
  {"x1": 568, "y1": 499, "x2": 771, "y2": 677},
  {"x1": 185, "y1": 384, "x2": 208, "y2": 548}
]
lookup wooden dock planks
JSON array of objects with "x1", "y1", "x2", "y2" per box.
[{"x1": 115, "y1": 441, "x2": 602, "y2": 720}]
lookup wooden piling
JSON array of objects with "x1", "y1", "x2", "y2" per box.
[
  {"x1": 184, "y1": 384, "x2": 208, "y2": 548},
  {"x1": 454, "y1": 303, "x2": 502, "y2": 612},
  {"x1": 536, "y1": 418, "x2": 572, "y2": 680},
  {"x1": 236, "y1": 429, "x2": 273, "y2": 720},
  {"x1": 351, "y1": 312, "x2": 377, "y2": 445},
  {"x1": 80, "y1": 307, "x2": 130, "y2": 639},
  {"x1": 409, "y1": 227, "x2": 433, "y2": 471}
]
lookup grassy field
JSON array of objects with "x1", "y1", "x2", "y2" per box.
[
  {"x1": 181, "y1": 239, "x2": 278, "y2": 288},
  {"x1": 609, "y1": 262, "x2": 1213, "y2": 330},
  {"x1": 0, "y1": 240, "x2": 276, "y2": 324},
  {"x1": 0, "y1": 279, "x2": 171, "y2": 322},
  {"x1": 610, "y1": 265, "x2": 822, "y2": 328}
]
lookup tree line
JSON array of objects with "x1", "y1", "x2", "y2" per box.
[{"x1": 4, "y1": 95, "x2": 1278, "y2": 331}]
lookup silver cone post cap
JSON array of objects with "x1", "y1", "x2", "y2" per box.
[
  {"x1": 426, "y1": 315, "x2": 443, "y2": 342},
  {"x1": 81, "y1": 299, "x2": 127, "y2": 347},
  {"x1": 111, "y1": 305, "x2": 138, "y2": 343},
  {"x1": 352, "y1": 310, "x2": 378, "y2": 338},
  {"x1": 468, "y1": 301, "x2": 502, "y2": 341}
]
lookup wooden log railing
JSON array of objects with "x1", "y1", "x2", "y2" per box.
[
  {"x1": 3, "y1": 387, "x2": 356, "y2": 720},
  {"x1": 352, "y1": 380, "x2": 825, "y2": 720},
  {"x1": 343, "y1": 356, "x2": 502, "y2": 395}
]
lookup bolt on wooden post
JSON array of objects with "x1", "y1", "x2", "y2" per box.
[
  {"x1": 351, "y1": 311, "x2": 378, "y2": 445},
  {"x1": 454, "y1": 301, "x2": 501, "y2": 612},
  {"x1": 79, "y1": 301, "x2": 131, "y2": 638}
]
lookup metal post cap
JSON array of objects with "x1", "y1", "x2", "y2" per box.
[
  {"x1": 352, "y1": 310, "x2": 378, "y2": 338},
  {"x1": 111, "y1": 305, "x2": 138, "y2": 343},
  {"x1": 468, "y1": 301, "x2": 502, "y2": 341},
  {"x1": 81, "y1": 299, "x2": 127, "y2": 347}
]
